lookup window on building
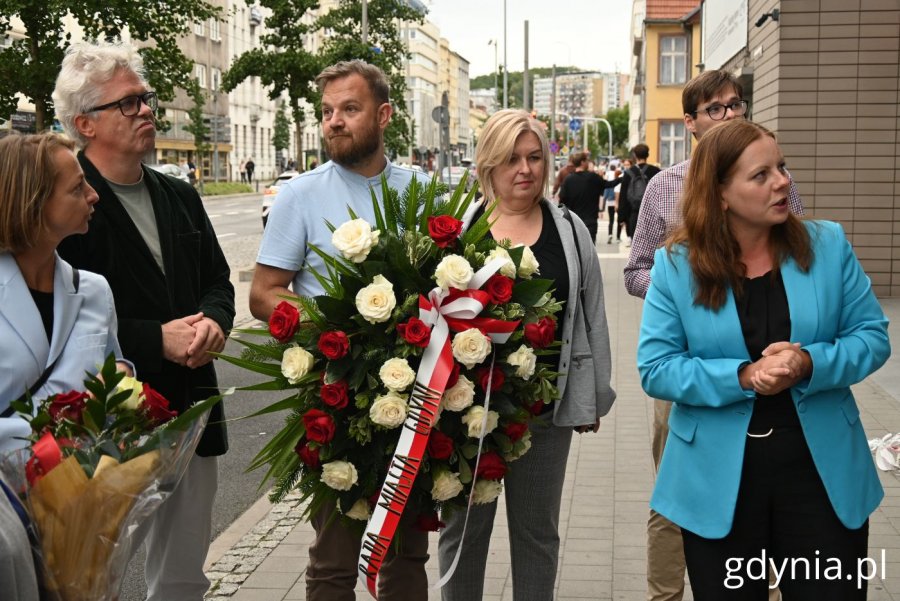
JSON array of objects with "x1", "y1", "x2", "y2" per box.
[
  {"x1": 659, "y1": 36, "x2": 688, "y2": 85},
  {"x1": 209, "y1": 19, "x2": 221, "y2": 41},
  {"x1": 211, "y1": 67, "x2": 221, "y2": 91},
  {"x1": 196, "y1": 64, "x2": 207, "y2": 88},
  {"x1": 194, "y1": 21, "x2": 204, "y2": 36},
  {"x1": 659, "y1": 121, "x2": 688, "y2": 167}
]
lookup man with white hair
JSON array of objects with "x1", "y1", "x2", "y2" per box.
[{"x1": 54, "y1": 41, "x2": 234, "y2": 601}]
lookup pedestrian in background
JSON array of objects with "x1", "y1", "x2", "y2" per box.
[
  {"x1": 53, "y1": 40, "x2": 234, "y2": 601},
  {"x1": 250, "y1": 59, "x2": 427, "y2": 601},
  {"x1": 245, "y1": 157, "x2": 255, "y2": 184},
  {"x1": 239, "y1": 158, "x2": 247, "y2": 183},
  {"x1": 559, "y1": 151, "x2": 620, "y2": 245},
  {"x1": 439, "y1": 109, "x2": 616, "y2": 601},
  {"x1": 603, "y1": 165, "x2": 619, "y2": 243},
  {"x1": 618, "y1": 144, "x2": 661, "y2": 247},
  {"x1": 637, "y1": 119, "x2": 889, "y2": 599}
]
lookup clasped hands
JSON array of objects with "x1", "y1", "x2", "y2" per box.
[
  {"x1": 739, "y1": 341, "x2": 812, "y2": 396},
  {"x1": 161, "y1": 312, "x2": 225, "y2": 369}
]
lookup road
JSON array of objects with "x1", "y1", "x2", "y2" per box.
[{"x1": 120, "y1": 192, "x2": 289, "y2": 601}]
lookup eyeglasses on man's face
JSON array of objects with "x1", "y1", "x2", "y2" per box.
[
  {"x1": 692, "y1": 100, "x2": 749, "y2": 121},
  {"x1": 87, "y1": 92, "x2": 158, "y2": 117}
]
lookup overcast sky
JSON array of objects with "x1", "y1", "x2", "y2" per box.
[{"x1": 425, "y1": 0, "x2": 634, "y2": 78}]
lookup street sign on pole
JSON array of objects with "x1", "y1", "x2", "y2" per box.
[
  {"x1": 569, "y1": 118, "x2": 582, "y2": 132},
  {"x1": 549, "y1": 141, "x2": 560, "y2": 154}
]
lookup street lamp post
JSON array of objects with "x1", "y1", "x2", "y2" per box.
[
  {"x1": 361, "y1": 0, "x2": 368, "y2": 45},
  {"x1": 488, "y1": 39, "x2": 498, "y2": 108},
  {"x1": 502, "y1": 0, "x2": 508, "y2": 108}
]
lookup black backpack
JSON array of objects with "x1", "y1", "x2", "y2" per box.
[{"x1": 627, "y1": 164, "x2": 650, "y2": 208}]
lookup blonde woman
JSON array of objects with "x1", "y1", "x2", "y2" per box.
[{"x1": 438, "y1": 109, "x2": 616, "y2": 600}]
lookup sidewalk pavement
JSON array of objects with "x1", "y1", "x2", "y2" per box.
[{"x1": 204, "y1": 250, "x2": 900, "y2": 601}]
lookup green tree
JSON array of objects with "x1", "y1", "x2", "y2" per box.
[
  {"x1": 222, "y1": 0, "x2": 321, "y2": 164},
  {"x1": 316, "y1": 0, "x2": 424, "y2": 158},
  {"x1": 182, "y1": 83, "x2": 211, "y2": 192},
  {"x1": 605, "y1": 105, "x2": 630, "y2": 156},
  {"x1": 272, "y1": 101, "x2": 291, "y2": 160},
  {"x1": 0, "y1": 0, "x2": 221, "y2": 131}
]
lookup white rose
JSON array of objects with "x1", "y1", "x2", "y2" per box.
[
  {"x1": 369, "y1": 391, "x2": 408, "y2": 428},
  {"x1": 472, "y1": 479, "x2": 504, "y2": 504},
  {"x1": 355, "y1": 275, "x2": 397, "y2": 323},
  {"x1": 115, "y1": 376, "x2": 143, "y2": 411},
  {"x1": 321, "y1": 460, "x2": 358, "y2": 491},
  {"x1": 486, "y1": 247, "x2": 516, "y2": 278},
  {"x1": 280, "y1": 344, "x2": 315, "y2": 384},
  {"x1": 504, "y1": 430, "x2": 532, "y2": 463},
  {"x1": 514, "y1": 244, "x2": 540, "y2": 278},
  {"x1": 451, "y1": 328, "x2": 492, "y2": 369},
  {"x1": 441, "y1": 375, "x2": 475, "y2": 412},
  {"x1": 434, "y1": 254, "x2": 474, "y2": 290},
  {"x1": 506, "y1": 344, "x2": 537, "y2": 380},
  {"x1": 461, "y1": 406, "x2": 499, "y2": 438},
  {"x1": 431, "y1": 471, "x2": 464, "y2": 501},
  {"x1": 343, "y1": 498, "x2": 371, "y2": 521},
  {"x1": 332, "y1": 218, "x2": 380, "y2": 263},
  {"x1": 379, "y1": 358, "x2": 416, "y2": 392}
]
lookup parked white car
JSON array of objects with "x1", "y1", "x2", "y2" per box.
[
  {"x1": 261, "y1": 170, "x2": 302, "y2": 227},
  {"x1": 147, "y1": 163, "x2": 190, "y2": 184}
]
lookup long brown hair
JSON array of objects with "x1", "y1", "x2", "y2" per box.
[
  {"x1": 666, "y1": 120, "x2": 812, "y2": 310},
  {"x1": 0, "y1": 132, "x2": 76, "y2": 253}
]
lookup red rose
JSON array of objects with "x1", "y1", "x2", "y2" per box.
[
  {"x1": 475, "y1": 451, "x2": 507, "y2": 480},
  {"x1": 141, "y1": 384, "x2": 178, "y2": 425},
  {"x1": 504, "y1": 421, "x2": 528, "y2": 442},
  {"x1": 484, "y1": 274, "x2": 514, "y2": 305},
  {"x1": 303, "y1": 408, "x2": 336, "y2": 443},
  {"x1": 477, "y1": 366, "x2": 505, "y2": 392},
  {"x1": 397, "y1": 317, "x2": 431, "y2": 348},
  {"x1": 413, "y1": 512, "x2": 446, "y2": 532},
  {"x1": 427, "y1": 430, "x2": 455, "y2": 460},
  {"x1": 295, "y1": 441, "x2": 321, "y2": 469},
  {"x1": 427, "y1": 215, "x2": 464, "y2": 248},
  {"x1": 445, "y1": 362, "x2": 461, "y2": 389},
  {"x1": 524, "y1": 316, "x2": 556, "y2": 349},
  {"x1": 320, "y1": 380, "x2": 350, "y2": 410},
  {"x1": 318, "y1": 331, "x2": 350, "y2": 360},
  {"x1": 528, "y1": 400, "x2": 545, "y2": 415},
  {"x1": 269, "y1": 301, "x2": 300, "y2": 342},
  {"x1": 47, "y1": 391, "x2": 88, "y2": 423}
]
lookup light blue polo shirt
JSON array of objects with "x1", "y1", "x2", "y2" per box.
[{"x1": 257, "y1": 159, "x2": 418, "y2": 297}]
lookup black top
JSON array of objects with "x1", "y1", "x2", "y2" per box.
[
  {"x1": 734, "y1": 270, "x2": 801, "y2": 431},
  {"x1": 29, "y1": 288, "x2": 54, "y2": 345},
  {"x1": 475, "y1": 201, "x2": 569, "y2": 414},
  {"x1": 558, "y1": 171, "x2": 619, "y2": 227}
]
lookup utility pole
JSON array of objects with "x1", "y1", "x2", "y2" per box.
[
  {"x1": 362, "y1": 0, "x2": 368, "y2": 45},
  {"x1": 523, "y1": 20, "x2": 530, "y2": 111},
  {"x1": 502, "y1": 0, "x2": 508, "y2": 108},
  {"x1": 550, "y1": 64, "x2": 557, "y2": 150}
]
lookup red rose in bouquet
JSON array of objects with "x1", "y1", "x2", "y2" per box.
[
  {"x1": 269, "y1": 301, "x2": 300, "y2": 342},
  {"x1": 524, "y1": 316, "x2": 556, "y2": 349},
  {"x1": 427, "y1": 430, "x2": 455, "y2": 460},
  {"x1": 475, "y1": 451, "x2": 507, "y2": 480},
  {"x1": 413, "y1": 511, "x2": 446, "y2": 532},
  {"x1": 477, "y1": 366, "x2": 505, "y2": 392},
  {"x1": 397, "y1": 317, "x2": 431, "y2": 347},
  {"x1": 504, "y1": 421, "x2": 528, "y2": 442},
  {"x1": 320, "y1": 380, "x2": 350, "y2": 410},
  {"x1": 427, "y1": 215, "x2": 464, "y2": 248},
  {"x1": 303, "y1": 409, "x2": 336, "y2": 444},
  {"x1": 318, "y1": 331, "x2": 350, "y2": 360},
  {"x1": 48, "y1": 391, "x2": 89, "y2": 424},
  {"x1": 141, "y1": 384, "x2": 178, "y2": 425},
  {"x1": 528, "y1": 400, "x2": 545, "y2": 415},
  {"x1": 295, "y1": 441, "x2": 321, "y2": 469},
  {"x1": 484, "y1": 274, "x2": 514, "y2": 305}
]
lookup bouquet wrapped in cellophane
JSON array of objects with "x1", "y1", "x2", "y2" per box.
[
  {"x1": 0, "y1": 355, "x2": 223, "y2": 601},
  {"x1": 224, "y1": 175, "x2": 563, "y2": 594}
]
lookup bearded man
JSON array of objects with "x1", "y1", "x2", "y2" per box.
[{"x1": 249, "y1": 60, "x2": 427, "y2": 601}]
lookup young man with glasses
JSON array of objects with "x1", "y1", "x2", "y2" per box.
[
  {"x1": 53, "y1": 41, "x2": 234, "y2": 601},
  {"x1": 624, "y1": 69, "x2": 804, "y2": 601}
]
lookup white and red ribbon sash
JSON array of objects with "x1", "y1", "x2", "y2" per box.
[{"x1": 357, "y1": 258, "x2": 519, "y2": 597}]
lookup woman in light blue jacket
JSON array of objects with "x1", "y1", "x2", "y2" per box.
[
  {"x1": 637, "y1": 120, "x2": 889, "y2": 599},
  {"x1": 0, "y1": 133, "x2": 131, "y2": 600}
]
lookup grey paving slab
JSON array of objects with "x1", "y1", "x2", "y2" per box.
[{"x1": 205, "y1": 256, "x2": 900, "y2": 601}]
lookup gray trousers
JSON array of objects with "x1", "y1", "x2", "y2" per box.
[{"x1": 438, "y1": 422, "x2": 573, "y2": 601}]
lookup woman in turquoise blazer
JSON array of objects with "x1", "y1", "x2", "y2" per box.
[{"x1": 637, "y1": 120, "x2": 889, "y2": 599}]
